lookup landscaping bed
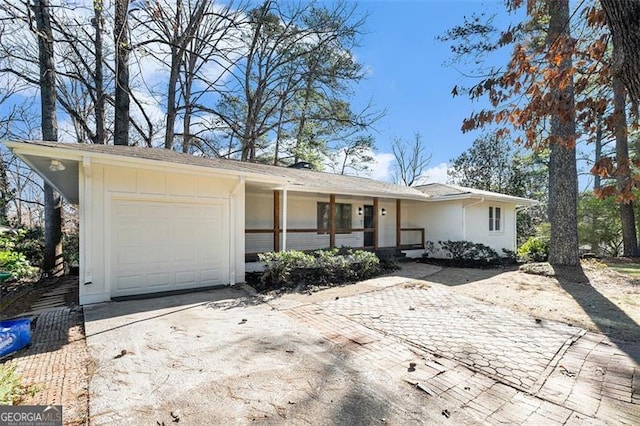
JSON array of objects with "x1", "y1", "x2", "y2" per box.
[{"x1": 246, "y1": 248, "x2": 397, "y2": 294}]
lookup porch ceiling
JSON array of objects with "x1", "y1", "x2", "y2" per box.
[{"x1": 18, "y1": 153, "x2": 80, "y2": 204}]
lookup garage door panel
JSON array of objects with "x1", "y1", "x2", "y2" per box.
[
  {"x1": 174, "y1": 247, "x2": 196, "y2": 262},
  {"x1": 147, "y1": 205, "x2": 168, "y2": 217},
  {"x1": 110, "y1": 199, "x2": 229, "y2": 297},
  {"x1": 116, "y1": 274, "x2": 144, "y2": 290},
  {"x1": 147, "y1": 247, "x2": 171, "y2": 263},
  {"x1": 175, "y1": 270, "x2": 196, "y2": 284},
  {"x1": 115, "y1": 228, "x2": 144, "y2": 245},
  {"x1": 201, "y1": 269, "x2": 221, "y2": 282},
  {"x1": 201, "y1": 248, "x2": 220, "y2": 262},
  {"x1": 175, "y1": 205, "x2": 197, "y2": 218},
  {"x1": 115, "y1": 204, "x2": 140, "y2": 217},
  {"x1": 174, "y1": 227, "x2": 196, "y2": 244},
  {"x1": 148, "y1": 272, "x2": 171, "y2": 287}
]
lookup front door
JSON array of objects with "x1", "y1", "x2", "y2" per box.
[{"x1": 363, "y1": 205, "x2": 374, "y2": 247}]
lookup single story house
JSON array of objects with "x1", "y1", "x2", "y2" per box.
[{"x1": 4, "y1": 141, "x2": 536, "y2": 304}]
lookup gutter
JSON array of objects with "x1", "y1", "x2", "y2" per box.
[{"x1": 513, "y1": 205, "x2": 530, "y2": 251}]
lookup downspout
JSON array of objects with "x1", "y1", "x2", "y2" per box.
[
  {"x1": 81, "y1": 156, "x2": 92, "y2": 286},
  {"x1": 462, "y1": 197, "x2": 485, "y2": 240},
  {"x1": 229, "y1": 176, "x2": 245, "y2": 285},
  {"x1": 514, "y1": 205, "x2": 527, "y2": 251},
  {"x1": 282, "y1": 186, "x2": 288, "y2": 251}
]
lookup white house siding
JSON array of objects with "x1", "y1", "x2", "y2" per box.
[
  {"x1": 464, "y1": 201, "x2": 516, "y2": 254},
  {"x1": 409, "y1": 202, "x2": 464, "y2": 249},
  {"x1": 245, "y1": 190, "x2": 399, "y2": 254},
  {"x1": 79, "y1": 163, "x2": 244, "y2": 304},
  {"x1": 378, "y1": 199, "x2": 397, "y2": 248},
  {"x1": 404, "y1": 200, "x2": 517, "y2": 258}
]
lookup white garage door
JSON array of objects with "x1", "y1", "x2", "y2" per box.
[{"x1": 110, "y1": 198, "x2": 229, "y2": 298}]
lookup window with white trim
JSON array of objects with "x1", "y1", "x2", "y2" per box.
[{"x1": 489, "y1": 206, "x2": 501, "y2": 232}]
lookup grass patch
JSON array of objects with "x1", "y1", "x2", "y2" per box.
[
  {"x1": 0, "y1": 363, "x2": 41, "y2": 405},
  {"x1": 0, "y1": 364, "x2": 22, "y2": 405},
  {"x1": 604, "y1": 260, "x2": 640, "y2": 277}
]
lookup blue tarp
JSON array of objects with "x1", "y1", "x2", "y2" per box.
[{"x1": 0, "y1": 318, "x2": 32, "y2": 357}]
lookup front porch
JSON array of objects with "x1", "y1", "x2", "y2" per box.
[{"x1": 245, "y1": 187, "x2": 426, "y2": 261}]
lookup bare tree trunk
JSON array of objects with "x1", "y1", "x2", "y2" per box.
[
  {"x1": 593, "y1": 116, "x2": 602, "y2": 190},
  {"x1": 43, "y1": 185, "x2": 63, "y2": 274},
  {"x1": 164, "y1": 51, "x2": 180, "y2": 150},
  {"x1": 164, "y1": 0, "x2": 182, "y2": 150},
  {"x1": 34, "y1": 0, "x2": 63, "y2": 276},
  {"x1": 181, "y1": 51, "x2": 196, "y2": 153},
  {"x1": 240, "y1": 1, "x2": 269, "y2": 162},
  {"x1": 613, "y1": 74, "x2": 639, "y2": 256},
  {"x1": 93, "y1": 0, "x2": 105, "y2": 144},
  {"x1": 114, "y1": 0, "x2": 130, "y2": 146},
  {"x1": 273, "y1": 95, "x2": 287, "y2": 165},
  {"x1": 182, "y1": 101, "x2": 191, "y2": 153},
  {"x1": 546, "y1": 0, "x2": 579, "y2": 266},
  {"x1": 601, "y1": 0, "x2": 640, "y2": 106},
  {"x1": 591, "y1": 118, "x2": 601, "y2": 253},
  {"x1": 165, "y1": 0, "x2": 207, "y2": 151}
]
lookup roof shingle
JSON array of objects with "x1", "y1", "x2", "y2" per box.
[{"x1": 11, "y1": 140, "x2": 427, "y2": 199}]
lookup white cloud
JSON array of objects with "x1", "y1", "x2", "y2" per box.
[
  {"x1": 368, "y1": 152, "x2": 395, "y2": 182},
  {"x1": 360, "y1": 154, "x2": 448, "y2": 185},
  {"x1": 420, "y1": 162, "x2": 449, "y2": 184}
]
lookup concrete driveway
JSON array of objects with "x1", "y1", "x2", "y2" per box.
[{"x1": 85, "y1": 265, "x2": 640, "y2": 425}]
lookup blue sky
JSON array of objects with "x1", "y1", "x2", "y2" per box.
[{"x1": 349, "y1": 1, "x2": 521, "y2": 183}]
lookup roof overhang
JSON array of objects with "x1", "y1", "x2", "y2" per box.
[
  {"x1": 279, "y1": 184, "x2": 430, "y2": 201},
  {"x1": 3, "y1": 140, "x2": 290, "y2": 204},
  {"x1": 6, "y1": 142, "x2": 82, "y2": 204},
  {"x1": 426, "y1": 193, "x2": 538, "y2": 207},
  {"x1": 8, "y1": 141, "x2": 517, "y2": 206}
]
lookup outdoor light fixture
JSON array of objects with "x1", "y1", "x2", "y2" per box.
[
  {"x1": 48, "y1": 159, "x2": 66, "y2": 172},
  {"x1": 381, "y1": 208, "x2": 386, "y2": 216},
  {"x1": 358, "y1": 207, "x2": 363, "y2": 215}
]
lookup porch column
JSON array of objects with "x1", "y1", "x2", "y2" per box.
[
  {"x1": 282, "y1": 187, "x2": 288, "y2": 251},
  {"x1": 396, "y1": 199, "x2": 401, "y2": 249},
  {"x1": 373, "y1": 197, "x2": 379, "y2": 251},
  {"x1": 329, "y1": 194, "x2": 336, "y2": 248},
  {"x1": 273, "y1": 190, "x2": 280, "y2": 252}
]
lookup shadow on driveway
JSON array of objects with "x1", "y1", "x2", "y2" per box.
[
  {"x1": 419, "y1": 266, "x2": 515, "y2": 286},
  {"x1": 555, "y1": 266, "x2": 640, "y2": 363},
  {"x1": 84, "y1": 286, "x2": 263, "y2": 338}
]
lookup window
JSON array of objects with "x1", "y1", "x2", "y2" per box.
[
  {"x1": 317, "y1": 202, "x2": 352, "y2": 234},
  {"x1": 489, "y1": 206, "x2": 501, "y2": 232}
]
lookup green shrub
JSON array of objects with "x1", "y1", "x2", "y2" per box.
[
  {"x1": 63, "y1": 231, "x2": 80, "y2": 266},
  {"x1": 0, "y1": 251, "x2": 35, "y2": 280},
  {"x1": 517, "y1": 237, "x2": 549, "y2": 262},
  {"x1": 501, "y1": 249, "x2": 517, "y2": 264},
  {"x1": 438, "y1": 240, "x2": 502, "y2": 265},
  {"x1": 258, "y1": 250, "x2": 315, "y2": 287},
  {"x1": 0, "y1": 232, "x2": 36, "y2": 280},
  {"x1": 10, "y1": 228, "x2": 44, "y2": 268},
  {"x1": 345, "y1": 249, "x2": 380, "y2": 280},
  {"x1": 258, "y1": 248, "x2": 381, "y2": 289}
]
